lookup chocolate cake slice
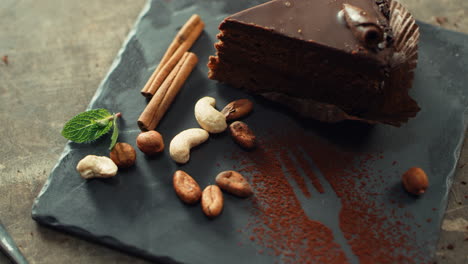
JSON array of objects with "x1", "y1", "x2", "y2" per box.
[{"x1": 208, "y1": 0, "x2": 420, "y2": 126}]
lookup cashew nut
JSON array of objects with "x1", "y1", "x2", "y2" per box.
[
  {"x1": 194, "y1": 96, "x2": 227, "y2": 133},
  {"x1": 169, "y1": 128, "x2": 209, "y2": 164},
  {"x1": 76, "y1": 155, "x2": 118, "y2": 179}
]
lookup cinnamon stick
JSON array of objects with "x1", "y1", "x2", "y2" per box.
[
  {"x1": 141, "y1": 15, "x2": 204, "y2": 97},
  {"x1": 138, "y1": 52, "x2": 198, "y2": 131},
  {"x1": 138, "y1": 52, "x2": 189, "y2": 131}
]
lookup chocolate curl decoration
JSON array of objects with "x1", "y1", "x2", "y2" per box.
[{"x1": 342, "y1": 3, "x2": 384, "y2": 49}]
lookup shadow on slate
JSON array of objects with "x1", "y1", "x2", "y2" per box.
[{"x1": 32, "y1": 0, "x2": 468, "y2": 263}]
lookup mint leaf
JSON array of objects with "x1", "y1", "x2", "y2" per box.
[
  {"x1": 109, "y1": 114, "x2": 119, "y2": 150},
  {"x1": 61, "y1": 109, "x2": 114, "y2": 143}
]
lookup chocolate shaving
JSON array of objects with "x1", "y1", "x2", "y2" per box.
[
  {"x1": 375, "y1": 0, "x2": 391, "y2": 19},
  {"x1": 342, "y1": 4, "x2": 384, "y2": 49}
]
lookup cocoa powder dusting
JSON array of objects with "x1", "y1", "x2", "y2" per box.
[
  {"x1": 2, "y1": 55, "x2": 8, "y2": 65},
  {"x1": 236, "y1": 142, "x2": 348, "y2": 263},
  {"x1": 229, "y1": 129, "x2": 426, "y2": 263}
]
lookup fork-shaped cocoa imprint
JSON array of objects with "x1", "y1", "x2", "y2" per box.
[{"x1": 279, "y1": 145, "x2": 360, "y2": 264}]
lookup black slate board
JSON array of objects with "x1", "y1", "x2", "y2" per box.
[{"x1": 32, "y1": 0, "x2": 468, "y2": 263}]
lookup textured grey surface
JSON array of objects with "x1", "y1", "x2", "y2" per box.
[
  {"x1": 1, "y1": 0, "x2": 467, "y2": 263},
  {"x1": 31, "y1": 0, "x2": 468, "y2": 263}
]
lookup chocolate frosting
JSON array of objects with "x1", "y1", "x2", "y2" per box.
[
  {"x1": 228, "y1": 0, "x2": 391, "y2": 56},
  {"x1": 342, "y1": 3, "x2": 384, "y2": 49}
]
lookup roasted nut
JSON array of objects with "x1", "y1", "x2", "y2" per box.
[
  {"x1": 221, "y1": 99, "x2": 253, "y2": 121},
  {"x1": 169, "y1": 128, "x2": 209, "y2": 164},
  {"x1": 229, "y1": 121, "x2": 256, "y2": 149},
  {"x1": 201, "y1": 185, "x2": 224, "y2": 218},
  {"x1": 76, "y1": 155, "x2": 118, "y2": 179},
  {"x1": 194, "y1": 96, "x2": 227, "y2": 133},
  {"x1": 110, "y1": 142, "x2": 136, "y2": 168},
  {"x1": 173, "y1": 170, "x2": 202, "y2": 204},
  {"x1": 136, "y1": 130, "x2": 164, "y2": 155},
  {"x1": 216, "y1": 170, "x2": 253, "y2": 197},
  {"x1": 402, "y1": 167, "x2": 429, "y2": 195}
]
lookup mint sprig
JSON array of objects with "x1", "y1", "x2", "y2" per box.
[
  {"x1": 109, "y1": 114, "x2": 120, "y2": 150},
  {"x1": 61, "y1": 109, "x2": 121, "y2": 150}
]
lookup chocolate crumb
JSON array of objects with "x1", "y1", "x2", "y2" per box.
[
  {"x1": 461, "y1": 181, "x2": 467, "y2": 185},
  {"x1": 446, "y1": 244, "x2": 454, "y2": 250},
  {"x1": 435, "y1": 16, "x2": 448, "y2": 26},
  {"x1": 1, "y1": 55, "x2": 8, "y2": 65}
]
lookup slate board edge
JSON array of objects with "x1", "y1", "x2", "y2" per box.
[
  {"x1": 30, "y1": 0, "x2": 152, "y2": 213},
  {"x1": 30, "y1": 1, "x2": 183, "y2": 262},
  {"x1": 30, "y1": 0, "x2": 468, "y2": 263},
  {"x1": 33, "y1": 214, "x2": 181, "y2": 264}
]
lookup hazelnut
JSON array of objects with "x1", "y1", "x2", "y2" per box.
[
  {"x1": 110, "y1": 142, "x2": 136, "y2": 168},
  {"x1": 402, "y1": 167, "x2": 429, "y2": 195},
  {"x1": 136, "y1": 130, "x2": 164, "y2": 155}
]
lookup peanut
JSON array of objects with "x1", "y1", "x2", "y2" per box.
[
  {"x1": 173, "y1": 170, "x2": 202, "y2": 204},
  {"x1": 229, "y1": 121, "x2": 256, "y2": 149},
  {"x1": 216, "y1": 170, "x2": 253, "y2": 197},
  {"x1": 221, "y1": 99, "x2": 254, "y2": 121},
  {"x1": 201, "y1": 185, "x2": 224, "y2": 218}
]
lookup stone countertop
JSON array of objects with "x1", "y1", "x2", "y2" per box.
[{"x1": 0, "y1": 0, "x2": 466, "y2": 263}]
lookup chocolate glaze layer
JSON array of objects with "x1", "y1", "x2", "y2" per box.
[{"x1": 227, "y1": 0, "x2": 391, "y2": 58}]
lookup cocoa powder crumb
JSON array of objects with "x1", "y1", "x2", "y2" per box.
[
  {"x1": 446, "y1": 244, "x2": 454, "y2": 250},
  {"x1": 230, "y1": 129, "x2": 425, "y2": 263},
  {"x1": 1, "y1": 55, "x2": 7, "y2": 65}
]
